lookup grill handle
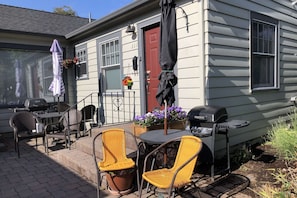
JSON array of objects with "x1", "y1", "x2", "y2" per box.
[{"x1": 193, "y1": 115, "x2": 207, "y2": 121}]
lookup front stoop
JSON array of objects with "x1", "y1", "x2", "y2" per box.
[
  {"x1": 28, "y1": 123, "x2": 142, "y2": 196},
  {"x1": 53, "y1": 148, "x2": 97, "y2": 185},
  {"x1": 27, "y1": 123, "x2": 251, "y2": 198}
]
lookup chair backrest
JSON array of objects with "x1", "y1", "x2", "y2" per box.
[
  {"x1": 9, "y1": 111, "x2": 36, "y2": 132},
  {"x1": 171, "y1": 136, "x2": 202, "y2": 180},
  {"x1": 57, "y1": 102, "x2": 70, "y2": 112},
  {"x1": 63, "y1": 109, "x2": 82, "y2": 131},
  {"x1": 101, "y1": 128, "x2": 127, "y2": 165},
  {"x1": 80, "y1": 104, "x2": 96, "y2": 121}
]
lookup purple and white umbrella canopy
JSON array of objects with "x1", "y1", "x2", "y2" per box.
[{"x1": 48, "y1": 39, "x2": 65, "y2": 97}]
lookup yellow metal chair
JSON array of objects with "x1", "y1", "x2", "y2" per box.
[
  {"x1": 139, "y1": 135, "x2": 202, "y2": 198},
  {"x1": 92, "y1": 128, "x2": 140, "y2": 198}
]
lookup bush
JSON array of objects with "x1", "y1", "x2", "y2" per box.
[
  {"x1": 257, "y1": 109, "x2": 297, "y2": 197},
  {"x1": 268, "y1": 111, "x2": 297, "y2": 161}
]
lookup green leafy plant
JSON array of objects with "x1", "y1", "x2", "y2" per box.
[
  {"x1": 268, "y1": 110, "x2": 297, "y2": 161},
  {"x1": 256, "y1": 109, "x2": 297, "y2": 197}
]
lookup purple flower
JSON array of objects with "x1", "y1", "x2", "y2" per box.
[{"x1": 134, "y1": 106, "x2": 187, "y2": 127}]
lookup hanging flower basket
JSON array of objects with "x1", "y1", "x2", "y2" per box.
[{"x1": 62, "y1": 57, "x2": 78, "y2": 69}]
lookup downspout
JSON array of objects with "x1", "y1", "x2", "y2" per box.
[{"x1": 199, "y1": 0, "x2": 206, "y2": 106}]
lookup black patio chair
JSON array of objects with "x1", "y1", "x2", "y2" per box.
[
  {"x1": 45, "y1": 109, "x2": 82, "y2": 153},
  {"x1": 56, "y1": 102, "x2": 70, "y2": 112},
  {"x1": 9, "y1": 111, "x2": 45, "y2": 158},
  {"x1": 80, "y1": 104, "x2": 98, "y2": 137}
]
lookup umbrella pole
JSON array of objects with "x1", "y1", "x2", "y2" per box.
[
  {"x1": 164, "y1": 99, "x2": 168, "y2": 166},
  {"x1": 164, "y1": 100, "x2": 168, "y2": 135},
  {"x1": 58, "y1": 96, "x2": 60, "y2": 114}
]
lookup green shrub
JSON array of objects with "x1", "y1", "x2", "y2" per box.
[
  {"x1": 268, "y1": 112, "x2": 297, "y2": 161},
  {"x1": 257, "y1": 109, "x2": 297, "y2": 197}
]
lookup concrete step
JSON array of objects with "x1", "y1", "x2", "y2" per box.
[
  {"x1": 45, "y1": 122, "x2": 140, "y2": 186},
  {"x1": 76, "y1": 123, "x2": 140, "y2": 158},
  {"x1": 51, "y1": 148, "x2": 98, "y2": 185}
]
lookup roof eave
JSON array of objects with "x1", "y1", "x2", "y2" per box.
[{"x1": 65, "y1": 0, "x2": 158, "y2": 40}]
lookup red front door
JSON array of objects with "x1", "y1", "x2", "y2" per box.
[{"x1": 144, "y1": 26, "x2": 161, "y2": 112}]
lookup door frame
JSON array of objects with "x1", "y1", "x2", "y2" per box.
[{"x1": 137, "y1": 15, "x2": 160, "y2": 115}]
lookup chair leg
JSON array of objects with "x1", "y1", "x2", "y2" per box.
[
  {"x1": 64, "y1": 135, "x2": 68, "y2": 149},
  {"x1": 96, "y1": 168, "x2": 101, "y2": 198},
  {"x1": 14, "y1": 134, "x2": 17, "y2": 152},
  {"x1": 16, "y1": 139, "x2": 20, "y2": 158},
  {"x1": 43, "y1": 136, "x2": 46, "y2": 153},
  {"x1": 45, "y1": 136, "x2": 49, "y2": 154},
  {"x1": 139, "y1": 177, "x2": 144, "y2": 198}
]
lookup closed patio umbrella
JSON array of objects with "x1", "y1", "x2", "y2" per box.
[
  {"x1": 48, "y1": 39, "x2": 65, "y2": 111},
  {"x1": 156, "y1": 0, "x2": 178, "y2": 135},
  {"x1": 14, "y1": 59, "x2": 26, "y2": 104}
]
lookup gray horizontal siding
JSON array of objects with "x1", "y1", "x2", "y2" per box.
[
  {"x1": 0, "y1": 109, "x2": 13, "y2": 133},
  {"x1": 205, "y1": 0, "x2": 297, "y2": 149}
]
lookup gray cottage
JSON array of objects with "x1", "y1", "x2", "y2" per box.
[
  {"x1": 1, "y1": 0, "x2": 297, "y2": 153},
  {"x1": 0, "y1": 4, "x2": 89, "y2": 132}
]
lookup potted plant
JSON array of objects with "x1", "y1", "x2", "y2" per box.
[
  {"x1": 105, "y1": 167, "x2": 135, "y2": 195},
  {"x1": 132, "y1": 106, "x2": 187, "y2": 136},
  {"x1": 62, "y1": 57, "x2": 78, "y2": 69},
  {"x1": 122, "y1": 75, "x2": 133, "y2": 89}
]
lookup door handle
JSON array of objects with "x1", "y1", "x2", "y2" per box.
[{"x1": 146, "y1": 71, "x2": 151, "y2": 89}]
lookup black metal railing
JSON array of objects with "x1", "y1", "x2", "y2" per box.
[{"x1": 71, "y1": 91, "x2": 136, "y2": 126}]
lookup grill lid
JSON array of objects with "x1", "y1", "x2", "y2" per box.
[
  {"x1": 187, "y1": 105, "x2": 228, "y2": 123},
  {"x1": 24, "y1": 98, "x2": 49, "y2": 111}
]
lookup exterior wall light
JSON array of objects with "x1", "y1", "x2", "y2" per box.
[{"x1": 126, "y1": 24, "x2": 135, "y2": 33}]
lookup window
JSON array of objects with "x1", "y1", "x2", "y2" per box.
[
  {"x1": 75, "y1": 46, "x2": 87, "y2": 79},
  {"x1": 251, "y1": 12, "x2": 279, "y2": 90},
  {"x1": 42, "y1": 57, "x2": 54, "y2": 96},
  {"x1": 99, "y1": 38, "x2": 121, "y2": 91},
  {"x1": 0, "y1": 47, "x2": 60, "y2": 107}
]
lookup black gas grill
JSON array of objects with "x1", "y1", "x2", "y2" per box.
[
  {"x1": 24, "y1": 98, "x2": 49, "y2": 113},
  {"x1": 188, "y1": 105, "x2": 228, "y2": 137},
  {"x1": 187, "y1": 105, "x2": 249, "y2": 179}
]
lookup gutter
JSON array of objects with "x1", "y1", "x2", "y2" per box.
[
  {"x1": 201, "y1": 0, "x2": 206, "y2": 106},
  {"x1": 65, "y1": 0, "x2": 158, "y2": 40}
]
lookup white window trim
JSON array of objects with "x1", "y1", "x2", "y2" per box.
[
  {"x1": 76, "y1": 46, "x2": 88, "y2": 80},
  {"x1": 250, "y1": 13, "x2": 280, "y2": 91},
  {"x1": 98, "y1": 37, "x2": 122, "y2": 93}
]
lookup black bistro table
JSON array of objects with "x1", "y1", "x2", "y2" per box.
[
  {"x1": 35, "y1": 112, "x2": 64, "y2": 124},
  {"x1": 34, "y1": 111, "x2": 65, "y2": 133},
  {"x1": 139, "y1": 129, "x2": 192, "y2": 145},
  {"x1": 139, "y1": 129, "x2": 193, "y2": 169}
]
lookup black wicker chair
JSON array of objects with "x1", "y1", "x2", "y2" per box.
[{"x1": 9, "y1": 111, "x2": 45, "y2": 158}]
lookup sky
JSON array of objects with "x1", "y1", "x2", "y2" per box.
[{"x1": 0, "y1": 0, "x2": 135, "y2": 19}]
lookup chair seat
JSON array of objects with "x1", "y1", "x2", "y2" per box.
[
  {"x1": 46, "y1": 131, "x2": 65, "y2": 138},
  {"x1": 142, "y1": 168, "x2": 191, "y2": 189},
  {"x1": 98, "y1": 158, "x2": 135, "y2": 171},
  {"x1": 46, "y1": 130, "x2": 78, "y2": 139},
  {"x1": 18, "y1": 131, "x2": 44, "y2": 138}
]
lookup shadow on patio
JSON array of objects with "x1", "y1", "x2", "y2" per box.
[
  {"x1": 0, "y1": 133, "x2": 100, "y2": 198},
  {"x1": 0, "y1": 128, "x2": 254, "y2": 198}
]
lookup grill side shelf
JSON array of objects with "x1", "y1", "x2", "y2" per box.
[{"x1": 217, "y1": 120, "x2": 250, "y2": 129}]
